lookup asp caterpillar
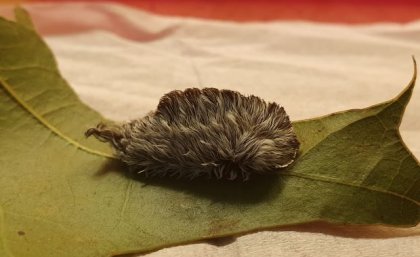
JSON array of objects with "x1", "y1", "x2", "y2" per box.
[{"x1": 86, "y1": 88, "x2": 299, "y2": 180}]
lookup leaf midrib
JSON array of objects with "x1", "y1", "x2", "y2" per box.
[
  {"x1": 1, "y1": 77, "x2": 418, "y2": 207},
  {"x1": 0, "y1": 78, "x2": 115, "y2": 159},
  {"x1": 285, "y1": 171, "x2": 419, "y2": 206}
]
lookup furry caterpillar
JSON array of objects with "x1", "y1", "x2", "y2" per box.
[{"x1": 86, "y1": 88, "x2": 300, "y2": 180}]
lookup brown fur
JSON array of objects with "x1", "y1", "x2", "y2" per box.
[{"x1": 86, "y1": 88, "x2": 299, "y2": 180}]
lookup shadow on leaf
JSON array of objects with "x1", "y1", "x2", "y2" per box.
[{"x1": 94, "y1": 159, "x2": 285, "y2": 204}]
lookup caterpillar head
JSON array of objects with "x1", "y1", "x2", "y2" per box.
[{"x1": 86, "y1": 88, "x2": 300, "y2": 180}]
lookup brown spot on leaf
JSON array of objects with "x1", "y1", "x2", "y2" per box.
[{"x1": 17, "y1": 231, "x2": 25, "y2": 236}]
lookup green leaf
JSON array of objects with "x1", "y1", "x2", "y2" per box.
[
  {"x1": 0, "y1": 8, "x2": 419, "y2": 257},
  {"x1": 14, "y1": 7, "x2": 34, "y2": 30}
]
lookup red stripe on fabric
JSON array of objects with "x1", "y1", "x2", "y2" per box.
[{"x1": 17, "y1": 0, "x2": 420, "y2": 23}]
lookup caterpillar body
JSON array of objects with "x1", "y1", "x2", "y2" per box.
[{"x1": 86, "y1": 88, "x2": 300, "y2": 180}]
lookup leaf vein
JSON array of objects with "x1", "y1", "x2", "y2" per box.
[
  {"x1": 0, "y1": 78, "x2": 116, "y2": 159},
  {"x1": 0, "y1": 65, "x2": 57, "y2": 74},
  {"x1": 285, "y1": 171, "x2": 420, "y2": 206},
  {"x1": 112, "y1": 180, "x2": 133, "y2": 233}
]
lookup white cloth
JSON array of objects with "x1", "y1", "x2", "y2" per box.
[{"x1": 2, "y1": 2, "x2": 419, "y2": 257}]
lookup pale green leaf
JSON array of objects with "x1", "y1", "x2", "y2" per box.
[{"x1": 0, "y1": 8, "x2": 419, "y2": 257}]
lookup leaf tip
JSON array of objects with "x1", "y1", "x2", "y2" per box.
[
  {"x1": 394, "y1": 57, "x2": 417, "y2": 105},
  {"x1": 14, "y1": 5, "x2": 34, "y2": 29},
  {"x1": 412, "y1": 55, "x2": 417, "y2": 78}
]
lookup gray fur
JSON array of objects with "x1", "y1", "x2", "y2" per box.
[{"x1": 86, "y1": 88, "x2": 300, "y2": 180}]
